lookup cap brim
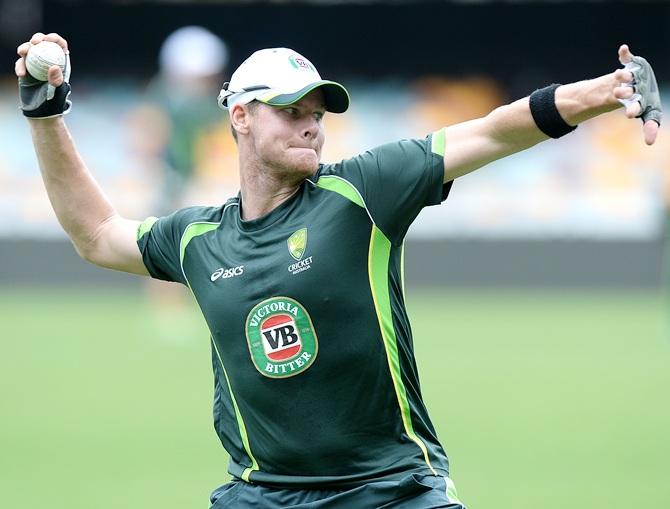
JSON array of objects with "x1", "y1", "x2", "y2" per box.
[{"x1": 257, "y1": 80, "x2": 350, "y2": 114}]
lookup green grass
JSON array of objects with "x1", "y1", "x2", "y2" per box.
[{"x1": 1, "y1": 287, "x2": 668, "y2": 508}]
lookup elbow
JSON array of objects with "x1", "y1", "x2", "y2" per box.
[
  {"x1": 70, "y1": 225, "x2": 109, "y2": 267},
  {"x1": 69, "y1": 214, "x2": 119, "y2": 267},
  {"x1": 71, "y1": 238, "x2": 101, "y2": 266}
]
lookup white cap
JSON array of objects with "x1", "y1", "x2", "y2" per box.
[
  {"x1": 159, "y1": 26, "x2": 228, "y2": 79},
  {"x1": 217, "y1": 47, "x2": 349, "y2": 113}
]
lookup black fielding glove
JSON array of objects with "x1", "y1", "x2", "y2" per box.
[{"x1": 19, "y1": 52, "x2": 72, "y2": 118}]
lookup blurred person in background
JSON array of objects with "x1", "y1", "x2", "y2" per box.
[
  {"x1": 131, "y1": 25, "x2": 234, "y2": 214},
  {"x1": 127, "y1": 26, "x2": 237, "y2": 341},
  {"x1": 16, "y1": 28, "x2": 662, "y2": 509}
]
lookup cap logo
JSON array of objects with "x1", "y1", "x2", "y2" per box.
[
  {"x1": 289, "y1": 55, "x2": 315, "y2": 72},
  {"x1": 246, "y1": 297, "x2": 318, "y2": 378}
]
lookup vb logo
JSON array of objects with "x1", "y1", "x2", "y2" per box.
[{"x1": 261, "y1": 315, "x2": 302, "y2": 361}]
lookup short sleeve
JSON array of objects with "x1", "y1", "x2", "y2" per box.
[
  {"x1": 318, "y1": 130, "x2": 450, "y2": 245},
  {"x1": 136, "y1": 206, "x2": 210, "y2": 285}
]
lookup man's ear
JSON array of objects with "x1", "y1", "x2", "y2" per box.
[{"x1": 231, "y1": 103, "x2": 251, "y2": 136}]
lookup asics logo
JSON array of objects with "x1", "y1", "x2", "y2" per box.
[{"x1": 211, "y1": 266, "x2": 244, "y2": 281}]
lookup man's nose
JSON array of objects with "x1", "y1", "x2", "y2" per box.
[{"x1": 301, "y1": 117, "x2": 320, "y2": 138}]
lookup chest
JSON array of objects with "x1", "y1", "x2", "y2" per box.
[
  {"x1": 183, "y1": 191, "x2": 393, "y2": 385},
  {"x1": 183, "y1": 194, "x2": 374, "y2": 340}
]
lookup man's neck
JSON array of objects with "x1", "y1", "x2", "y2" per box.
[{"x1": 238, "y1": 156, "x2": 306, "y2": 222}]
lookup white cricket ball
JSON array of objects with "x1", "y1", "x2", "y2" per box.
[{"x1": 25, "y1": 41, "x2": 66, "y2": 82}]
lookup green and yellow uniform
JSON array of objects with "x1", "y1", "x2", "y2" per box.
[{"x1": 137, "y1": 131, "x2": 462, "y2": 506}]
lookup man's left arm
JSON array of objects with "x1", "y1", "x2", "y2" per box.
[{"x1": 442, "y1": 44, "x2": 662, "y2": 182}]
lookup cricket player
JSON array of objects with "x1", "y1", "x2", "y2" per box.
[{"x1": 16, "y1": 31, "x2": 662, "y2": 508}]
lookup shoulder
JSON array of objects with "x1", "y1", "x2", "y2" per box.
[
  {"x1": 168, "y1": 204, "x2": 227, "y2": 229},
  {"x1": 316, "y1": 135, "x2": 436, "y2": 177},
  {"x1": 140, "y1": 204, "x2": 227, "y2": 244}
]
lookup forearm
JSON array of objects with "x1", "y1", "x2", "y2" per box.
[
  {"x1": 490, "y1": 73, "x2": 620, "y2": 149},
  {"x1": 28, "y1": 117, "x2": 118, "y2": 257},
  {"x1": 443, "y1": 44, "x2": 659, "y2": 181},
  {"x1": 442, "y1": 72, "x2": 623, "y2": 180},
  {"x1": 555, "y1": 72, "x2": 621, "y2": 125}
]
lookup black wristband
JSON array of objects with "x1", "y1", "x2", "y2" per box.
[{"x1": 529, "y1": 84, "x2": 577, "y2": 139}]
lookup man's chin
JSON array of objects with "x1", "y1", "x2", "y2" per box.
[{"x1": 288, "y1": 152, "x2": 320, "y2": 174}]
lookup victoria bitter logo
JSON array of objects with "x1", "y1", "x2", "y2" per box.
[{"x1": 245, "y1": 296, "x2": 318, "y2": 378}]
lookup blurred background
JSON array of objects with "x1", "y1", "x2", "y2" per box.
[{"x1": 1, "y1": 1, "x2": 669, "y2": 508}]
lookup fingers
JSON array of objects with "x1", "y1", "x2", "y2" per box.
[
  {"x1": 643, "y1": 120, "x2": 659, "y2": 146},
  {"x1": 48, "y1": 65, "x2": 64, "y2": 87},
  {"x1": 614, "y1": 47, "x2": 642, "y2": 120},
  {"x1": 14, "y1": 57, "x2": 26, "y2": 77},
  {"x1": 16, "y1": 41, "x2": 31, "y2": 57},
  {"x1": 616, "y1": 44, "x2": 661, "y2": 146},
  {"x1": 614, "y1": 75, "x2": 641, "y2": 118},
  {"x1": 31, "y1": 31, "x2": 68, "y2": 51},
  {"x1": 613, "y1": 85, "x2": 635, "y2": 100},
  {"x1": 44, "y1": 32, "x2": 69, "y2": 52},
  {"x1": 16, "y1": 32, "x2": 69, "y2": 58},
  {"x1": 614, "y1": 68, "x2": 634, "y2": 83},
  {"x1": 625, "y1": 102, "x2": 641, "y2": 118},
  {"x1": 16, "y1": 31, "x2": 70, "y2": 79},
  {"x1": 29, "y1": 31, "x2": 45, "y2": 45},
  {"x1": 618, "y1": 44, "x2": 634, "y2": 65}
]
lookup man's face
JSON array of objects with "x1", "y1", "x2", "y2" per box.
[{"x1": 247, "y1": 88, "x2": 326, "y2": 178}]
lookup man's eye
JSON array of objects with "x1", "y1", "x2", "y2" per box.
[
  {"x1": 284, "y1": 108, "x2": 298, "y2": 115},
  {"x1": 314, "y1": 112, "x2": 324, "y2": 121}
]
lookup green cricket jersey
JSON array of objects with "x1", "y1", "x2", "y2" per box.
[{"x1": 137, "y1": 130, "x2": 453, "y2": 489}]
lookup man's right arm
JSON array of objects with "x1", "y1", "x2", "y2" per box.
[
  {"x1": 17, "y1": 32, "x2": 148, "y2": 276},
  {"x1": 28, "y1": 117, "x2": 148, "y2": 275}
]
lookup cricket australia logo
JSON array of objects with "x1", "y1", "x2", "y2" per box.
[
  {"x1": 288, "y1": 228, "x2": 307, "y2": 260},
  {"x1": 287, "y1": 228, "x2": 313, "y2": 275},
  {"x1": 246, "y1": 297, "x2": 318, "y2": 379},
  {"x1": 288, "y1": 55, "x2": 316, "y2": 72}
]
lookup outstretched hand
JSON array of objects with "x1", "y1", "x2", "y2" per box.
[
  {"x1": 15, "y1": 32, "x2": 69, "y2": 86},
  {"x1": 15, "y1": 32, "x2": 72, "y2": 119},
  {"x1": 613, "y1": 44, "x2": 661, "y2": 146}
]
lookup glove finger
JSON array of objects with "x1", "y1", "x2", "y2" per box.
[
  {"x1": 614, "y1": 85, "x2": 635, "y2": 100},
  {"x1": 623, "y1": 61, "x2": 641, "y2": 75},
  {"x1": 641, "y1": 107, "x2": 662, "y2": 126},
  {"x1": 630, "y1": 56, "x2": 649, "y2": 87},
  {"x1": 625, "y1": 102, "x2": 641, "y2": 118},
  {"x1": 618, "y1": 92, "x2": 641, "y2": 110},
  {"x1": 630, "y1": 55, "x2": 662, "y2": 126},
  {"x1": 614, "y1": 68, "x2": 634, "y2": 83}
]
